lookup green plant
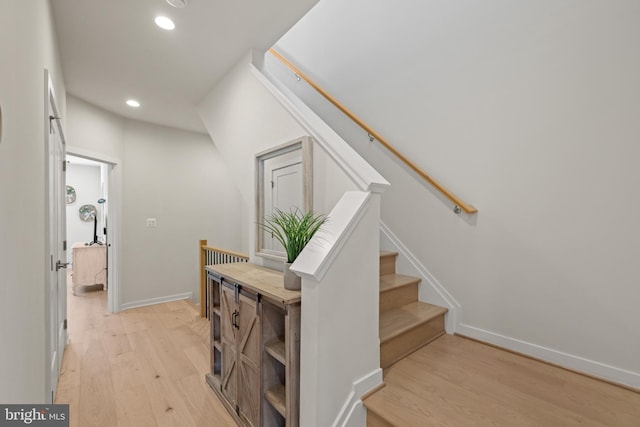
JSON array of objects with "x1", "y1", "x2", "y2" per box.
[{"x1": 259, "y1": 208, "x2": 328, "y2": 263}]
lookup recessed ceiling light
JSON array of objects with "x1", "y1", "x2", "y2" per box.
[
  {"x1": 166, "y1": 0, "x2": 187, "y2": 8},
  {"x1": 155, "y1": 16, "x2": 175, "y2": 30},
  {"x1": 126, "y1": 99, "x2": 141, "y2": 108}
]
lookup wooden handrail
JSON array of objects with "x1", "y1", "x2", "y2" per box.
[{"x1": 268, "y1": 48, "x2": 478, "y2": 215}]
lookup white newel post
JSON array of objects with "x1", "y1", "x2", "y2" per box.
[{"x1": 292, "y1": 191, "x2": 383, "y2": 427}]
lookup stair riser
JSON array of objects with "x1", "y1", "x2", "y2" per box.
[
  {"x1": 380, "y1": 315, "x2": 445, "y2": 370},
  {"x1": 367, "y1": 411, "x2": 394, "y2": 427},
  {"x1": 379, "y1": 284, "x2": 418, "y2": 313},
  {"x1": 379, "y1": 255, "x2": 397, "y2": 276}
]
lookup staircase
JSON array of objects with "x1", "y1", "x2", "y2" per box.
[{"x1": 364, "y1": 251, "x2": 448, "y2": 426}]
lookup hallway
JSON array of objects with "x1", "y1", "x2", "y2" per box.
[{"x1": 54, "y1": 275, "x2": 237, "y2": 427}]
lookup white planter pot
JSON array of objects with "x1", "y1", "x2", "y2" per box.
[{"x1": 283, "y1": 262, "x2": 301, "y2": 290}]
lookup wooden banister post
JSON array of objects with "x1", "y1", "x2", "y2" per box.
[{"x1": 199, "y1": 239, "x2": 207, "y2": 318}]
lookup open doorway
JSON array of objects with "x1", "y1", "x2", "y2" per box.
[
  {"x1": 65, "y1": 155, "x2": 110, "y2": 330},
  {"x1": 66, "y1": 152, "x2": 120, "y2": 322}
]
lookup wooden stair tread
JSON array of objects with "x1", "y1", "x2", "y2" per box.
[
  {"x1": 365, "y1": 334, "x2": 640, "y2": 426},
  {"x1": 379, "y1": 250, "x2": 398, "y2": 258},
  {"x1": 364, "y1": 335, "x2": 446, "y2": 426},
  {"x1": 380, "y1": 274, "x2": 420, "y2": 292},
  {"x1": 364, "y1": 384, "x2": 433, "y2": 426},
  {"x1": 380, "y1": 302, "x2": 447, "y2": 343}
]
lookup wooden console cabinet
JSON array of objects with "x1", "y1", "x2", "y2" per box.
[
  {"x1": 205, "y1": 263, "x2": 301, "y2": 427},
  {"x1": 71, "y1": 242, "x2": 107, "y2": 294}
]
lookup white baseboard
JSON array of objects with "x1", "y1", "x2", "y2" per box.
[
  {"x1": 379, "y1": 221, "x2": 460, "y2": 333},
  {"x1": 332, "y1": 368, "x2": 383, "y2": 427},
  {"x1": 120, "y1": 292, "x2": 193, "y2": 311},
  {"x1": 457, "y1": 323, "x2": 640, "y2": 389}
]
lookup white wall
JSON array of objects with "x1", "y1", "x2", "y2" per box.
[
  {"x1": 66, "y1": 96, "x2": 124, "y2": 160},
  {"x1": 120, "y1": 119, "x2": 244, "y2": 305},
  {"x1": 66, "y1": 96, "x2": 243, "y2": 308},
  {"x1": 66, "y1": 164, "x2": 102, "y2": 262},
  {"x1": 0, "y1": 0, "x2": 66, "y2": 403},
  {"x1": 274, "y1": 0, "x2": 640, "y2": 386},
  {"x1": 198, "y1": 51, "x2": 357, "y2": 269}
]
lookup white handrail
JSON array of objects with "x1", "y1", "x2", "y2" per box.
[{"x1": 291, "y1": 191, "x2": 370, "y2": 281}]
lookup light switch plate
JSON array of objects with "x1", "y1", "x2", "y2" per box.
[{"x1": 146, "y1": 218, "x2": 157, "y2": 228}]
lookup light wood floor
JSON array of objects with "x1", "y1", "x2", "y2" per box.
[
  {"x1": 58, "y1": 278, "x2": 640, "y2": 427},
  {"x1": 55, "y1": 273, "x2": 238, "y2": 427},
  {"x1": 365, "y1": 334, "x2": 640, "y2": 426}
]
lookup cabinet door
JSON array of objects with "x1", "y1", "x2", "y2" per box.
[
  {"x1": 237, "y1": 292, "x2": 261, "y2": 426},
  {"x1": 220, "y1": 284, "x2": 238, "y2": 407}
]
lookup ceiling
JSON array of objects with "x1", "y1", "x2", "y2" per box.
[{"x1": 52, "y1": 0, "x2": 318, "y2": 134}]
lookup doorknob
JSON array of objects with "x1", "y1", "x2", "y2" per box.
[{"x1": 55, "y1": 261, "x2": 70, "y2": 271}]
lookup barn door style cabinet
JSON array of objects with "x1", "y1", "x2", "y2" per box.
[{"x1": 205, "y1": 263, "x2": 301, "y2": 427}]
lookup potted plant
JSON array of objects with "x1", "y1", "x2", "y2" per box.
[{"x1": 259, "y1": 208, "x2": 327, "y2": 290}]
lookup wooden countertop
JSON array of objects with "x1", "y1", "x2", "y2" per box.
[{"x1": 205, "y1": 263, "x2": 301, "y2": 305}]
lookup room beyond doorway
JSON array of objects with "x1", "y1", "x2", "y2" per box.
[{"x1": 65, "y1": 152, "x2": 120, "y2": 314}]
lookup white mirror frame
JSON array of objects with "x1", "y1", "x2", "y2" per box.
[{"x1": 255, "y1": 136, "x2": 313, "y2": 261}]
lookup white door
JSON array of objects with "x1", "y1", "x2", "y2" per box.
[{"x1": 46, "y1": 72, "x2": 67, "y2": 402}]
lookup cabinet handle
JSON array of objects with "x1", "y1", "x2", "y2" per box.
[{"x1": 232, "y1": 310, "x2": 239, "y2": 329}]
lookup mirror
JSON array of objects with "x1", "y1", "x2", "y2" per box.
[
  {"x1": 79, "y1": 204, "x2": 97, "y2": 222},
  {"x1": 66, "y1": 185, "x2": 77, "y2": 204},
  {"x1": 256, "y1": 136, "x2": 312, "y2": 261}
]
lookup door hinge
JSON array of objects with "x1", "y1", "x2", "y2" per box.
[
  {"x1": 49, "y1": 115, "x2": 60, "y2": 134},
  {"x1": 50, "y1": 254, "x2": 54, "y2": 271},
  {"x1": 62, "y1": 160, "x2": 66, "y2": 172},
  {"x1": 63, "y1": 240, "x2": 67, "y2": 251},
  {"x1": 271, "y1": 180, "x2": 274, "y2": 188},
  {"x1": 63, "y1": 319, "x2": 67, "y2": 330}
]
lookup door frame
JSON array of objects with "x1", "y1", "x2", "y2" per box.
[{"x1": 66, "y1": 145, "x2": 122, "y2": 313}]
